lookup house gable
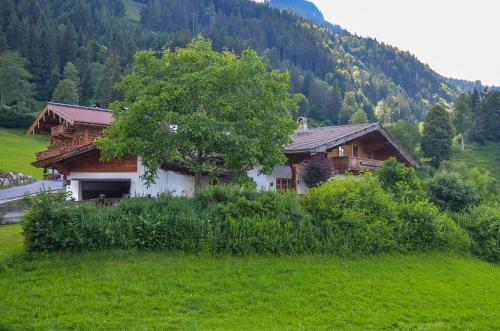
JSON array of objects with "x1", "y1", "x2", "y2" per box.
[{"x1": 286, "y1": 123, "x2": 417, "y2": 168}]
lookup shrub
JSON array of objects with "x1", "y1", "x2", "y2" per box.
[
  {"x1": 0, "y1": 106, "x2": 36, "y2": 129},
  {"x1": 376, "y1": 157, "x2": 423, "y2": 199},
  {"x1": 427, "y1": 172, "x2": 480, "y2": 212},
  {"x1": 302, "y1": 175, "x2": 401, "y2": 254},
  {"x1": 439, "y1": 161, "x2": 498, "y2": 201},
  {"x1": 22, "y1": 190, "x2": 72, "y2": 252},
  {"x1": 195, "y1": 185, "x2": 316, "y2": 254},
  {"x1": 302, "y1": 155, "x2": 334, "y2": 188},
  {"x1": 455, "y1": 203, "x2": 500, "y2": 262},
  {"x1": 398, "y1": 199, "x2": 470, "y2": 251},
  {"x1": 23, "y1": 186, "x2": 315, "y2": 255},
  {"x1": 195, "y1": 185, "x2": 308, "y2": 225},
  {"x1": 22, "y1": 183, "x2": 471, "y2": 256}
]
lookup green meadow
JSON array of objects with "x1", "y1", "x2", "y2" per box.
[
  {"x1": 1, "y1": 224, "x2": 499, "y2": 330},
  {"x1": 454, "y1": 142, "x2": 500, "y2": 192},
  {"x1": 0, "y1": 128, "x2": 49, "y2": 178}
]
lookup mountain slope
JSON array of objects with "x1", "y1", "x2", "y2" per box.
[
  {"x1": 139, "y1": 0, "x2": 460, "y2": 121},
  {"x1": 2, "y1": 0, "x2": 462, "y2": 125},
  {"x1": 268, "y1": 0, "x2": 342, "y2": 32}
]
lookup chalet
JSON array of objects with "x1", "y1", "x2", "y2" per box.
[{"x1": 29, "y1": 103, "x2": 417, "y2": 200}]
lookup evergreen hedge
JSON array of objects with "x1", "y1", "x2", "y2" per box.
[{"x1": 22, "y1": 179, "x2": 471, "y2": 256}]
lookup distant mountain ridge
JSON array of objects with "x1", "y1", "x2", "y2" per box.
[
  {"x1": 3, "y1": 0, "x2": 487, "y2": 126},
  {"x1": 267, "y1": 0, "x2": 342, "y2": 32},
  {"x1": 267, "y1": 0, "x2": 496, "y2": 92}
]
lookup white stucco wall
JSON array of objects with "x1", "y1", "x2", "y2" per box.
[
  {"x1": 67, "y1": 157, "x2": 216, "y2": 200},
  {"x1": 67, "y1": 159, "x2": 302, "y2": 201},
  {"x1": 247, "y1": 166, "x2": 292, "y2": 191}
]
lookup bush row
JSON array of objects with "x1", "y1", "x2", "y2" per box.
[
  {"x1": 453, "y1": 203, "x2": 500, "y2": 262},
  {"x1": 0, "y1": 106, "x2": 36, "y2": 129},
  {"x1": 23, "y1": 176, "x2": 471, "y2": 256}
]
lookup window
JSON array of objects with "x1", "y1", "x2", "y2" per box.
[
  {"x1": 338, "y1": 146, "x2": 345, "y2": 157},
  {"x1": 276, "y1": 178, "x2": 292, "y2": 192},
  {"x1": 353, "y1": 145, "x2": 359, "y2": 158}
]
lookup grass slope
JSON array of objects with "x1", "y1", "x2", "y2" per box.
[
  {"x1": 1, "y1": 225, "x2": 499, "y2": 330},
  {"x1": 453, "y1": 142, "x2": 500, "y2": 191},
  {"x1": 0, "y1": 224, "x2": 23, "y2": 260},
  {"x1": 0, "y1": 128, "x2": 49, "y2": 178}
]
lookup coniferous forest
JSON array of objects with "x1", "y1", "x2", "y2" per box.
[{"x1": 0, "y1": 0, "x2": 499, "y2": 145}]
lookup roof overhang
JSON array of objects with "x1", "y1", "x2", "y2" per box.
[
  {"x1": 27, "y1": 103, "x2": 112, "y2": 135},
  {"x1": 285, "y1": 123, "x2": 418, "y2": 168},
  {"x1": 32, "y1": 143, "x2": 97, "y2": 168}
]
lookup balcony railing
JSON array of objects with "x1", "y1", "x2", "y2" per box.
[
  {"x1": 51, "y1": 125, "x2": 74, "y2": 137},
  {"x1": 35, "y1": 147, "x2": 67, "y2": 161},
  {"x1": 331, "y1": 156, "x2": 384, "y2": 174}
]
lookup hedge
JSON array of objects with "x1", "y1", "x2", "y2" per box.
[{"x1": 22, "y1": 180, "x2": 471, "y2": 256}]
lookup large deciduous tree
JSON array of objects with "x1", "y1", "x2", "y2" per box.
[
  {"x1": 0, "y1": 51, "x2": 33, "y2": 107},
  {"x1": 421, "y1": 104, "x2": 453, "y2": 167},
  {"x1": 98, "y1": 38, "x2": 300, "y2": 189}
]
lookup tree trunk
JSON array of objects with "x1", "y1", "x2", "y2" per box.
[
  {"x1": 460, "y1": 134, "x2": 465, "y2": 152},
  {"x1": 0, "y1": 91, "x2": 5, "y2": 107}
]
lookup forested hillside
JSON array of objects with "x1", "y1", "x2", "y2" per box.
[{"x1": 0, "y1": 0, "x2": 468, "y2": 127}]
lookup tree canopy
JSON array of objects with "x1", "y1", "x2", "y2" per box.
[
  {"x1": 98, "y1": 38, "x2": 299, "y2": 188},
  {"x1": 0, "y1": 51, "x2": 33, "y2": 107},
  {"x1": 421, "y1": 104, "x2": 453, "y2": 167},
  {"x1": 0, "y1": 0, "x2": 464, "y2": 128}
]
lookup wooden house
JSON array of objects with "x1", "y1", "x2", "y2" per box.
[{"x1": 29, "y1": 103, "x2": 416, "y2": 200}]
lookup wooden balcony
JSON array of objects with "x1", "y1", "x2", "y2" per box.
[
  {"x1": 331, "y1": 156, "x2": 384, "y2": 174},
  {"x1": 34, "y1": 146, "x2": 78, "y2": 161},
  {"x1": 51, "y1": 125, "x2": 74, "y2": 137}
]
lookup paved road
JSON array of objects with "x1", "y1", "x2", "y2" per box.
[
  {"x1": 1, "y1": 211, "x2": 24, "y2": 224},
  {"x1": 0, "y1": 180, "x2": 65, "y2": 203}
]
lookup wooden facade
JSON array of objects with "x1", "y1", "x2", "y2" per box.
[
  {"x1": 29, "y1": 103, "x2": 127, "y2": 176},
  {"x1": 29, "y1": 104, "x2": 417, "y2": 195}
]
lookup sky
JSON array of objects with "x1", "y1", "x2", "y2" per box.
[{"x1": 260, "y1": 0, "x2": 500, "y2": 86}]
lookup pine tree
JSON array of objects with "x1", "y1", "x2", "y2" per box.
[
  {"x1": 421, "y1": 104, "x2": 453, "y2": 167},
  {"x1": 63, "y1": 62, "x2": 80, "y2": 87},
  {"x1": 52, "y1": 79, "x2": 79, "y2": 104},
  {"x1": 452, "y1": 93, "x2": 472, "y2": 151},
  {"x1": 327, "y1": 85, "x2": 342, "y2": 124}
]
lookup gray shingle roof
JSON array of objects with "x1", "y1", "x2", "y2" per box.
[
  {"x1": 285, "y1": 122, "x2": 418, "y2": 168},
  {"x1": 286, "y1": 123, "x2": 377, "y2": 153}
]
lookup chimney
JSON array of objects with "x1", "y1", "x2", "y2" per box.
[{"x1": 297, "y1": 117, "x2": 308, "y2": 133}]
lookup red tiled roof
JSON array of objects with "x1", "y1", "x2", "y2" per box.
[{"x1": 47, "y1": 102, "x2": 113, "y2": 126}]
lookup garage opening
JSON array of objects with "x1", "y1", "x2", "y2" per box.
[{"x1": 81, "y1": 180, "x2": 131, "y2": 200}]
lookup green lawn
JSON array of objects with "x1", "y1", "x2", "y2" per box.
[
  {"x1": 0, "y1": 223, "x2": 23, "y2": 260},
  {"x1": 453, "y1": 142, "x2": 500, "y2": 191},
  {"x1": 0, "y1": 128, "x2": 49, "y2": 178},
  {"x1": 0, "y1": 224, "x2": 499, "y2": 330}
]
